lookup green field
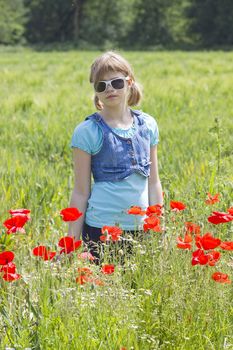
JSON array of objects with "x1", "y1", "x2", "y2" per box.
[{"x1": 0, "y1": 49, "x2": 233, "y2": 350}]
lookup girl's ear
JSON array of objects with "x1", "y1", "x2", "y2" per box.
[{"x1": 127, "y1": 77, "x2": 133, "y2": 88}]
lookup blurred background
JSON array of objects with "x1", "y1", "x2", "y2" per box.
[{"x1": 1, "y1": 0, "x2": 233, "y2": 50}]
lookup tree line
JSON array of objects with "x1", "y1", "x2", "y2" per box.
[{"x1": 1, "y1": 0, "x2": 233, "y2": 49}]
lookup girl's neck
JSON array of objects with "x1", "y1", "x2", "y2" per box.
[{"x1": 99, "y1": 105, "x2": 132, "y2": 125}]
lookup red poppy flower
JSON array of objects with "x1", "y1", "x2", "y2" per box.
[
  {"x1": 192, "y1": 249, "x2": 209, "y2": 265},
  {"x1": 220, "y1": 241, "x2": 233, "y2": 250},
  {"x1": 76, "y1": 267, "x2": 93, "y2": 285},
  {"x1": 185, "y1": 222, "x2": 201, "y2": 235},
  {"x1": 9, "y1": 208, "x2": 31, "y2": 217},
  {"x1": 0, "y1": 262, "x2": 16, "y2": 274},
  {"x1": 206, "y1": 250, "x2": 221, "y2": 266},
  {"x1": 100, "y1": 226, "x2": 123, "y2": 242},
  {"x1": 76, "y1": 275, "x2": 89, "y2": 285},
  {"x1": 170, "y1": 201, "x2": 186, "y2": 211},
  {"x1": 127, "y1": 206, "x2": 146, "y2": 215},
  {"x1": 101, "y1": 264, "x2": 115, "y2": 274},
  {"x1": 32, "y1": 246, "x2": 56, "y2": 261},
  {"x1": 212, "y1": 272, "x2": 231, "y2": 284},
  {"x1": 3, "y1": 215, "x2": 29, "y2": 234},
  {"x1": 77, "y1": 267, "x2": 93, "y2": 276},
  {"x1": 227, "y1": 207, "x2": 233, "y2": 215},
  {"x1": 143, "y1": 215, "x2": 162, "y2": 232},
  {"x1": 60, "y1": 207, "x2": 83, "y2": 221},
  {"x1": 144, "y1": 215, "x2": 160, "y2": 227},
  {"x1": 77, "y1": 252, "x2": 95, "y2": 261},
  {"x1": 146, "y1": 204, "x2": 163, "y2": 217},
  {"x1": 195, "y1": 233, "x2": 221, "y2": 250},
  {"x1": 177, "y1": 234, "x2": 192, "y2": 249},
  {"x1": 58, "y1": 236, "x2": 82, "y2": 254},
  {"x1": 205, "y1": 193, "x2": 220, "y2": 205},
  {"x1": 0, "y1": 251, "x2": 15, "y2": 265},
  {"x1": 2, "y1": 272, "x2": 21, "y2": 282},
  {"x1": 76, "y1": 274, "x2": 104, "y2": 286},
  {"x1": 208, "y1": 211, "x2": 233, "y2": 225}
]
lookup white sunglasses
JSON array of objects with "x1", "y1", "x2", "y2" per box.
[{"x1": 94, "y1": 76, "x2": 130, "y2": 93}]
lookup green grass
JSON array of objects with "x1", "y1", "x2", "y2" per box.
[{"x1": 0, "y1": 49, "x2": 233, "y2": 350}]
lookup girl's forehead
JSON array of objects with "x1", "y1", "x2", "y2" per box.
[{"x1": 98, "y1": 70, "x2": 125, "y2": 81}]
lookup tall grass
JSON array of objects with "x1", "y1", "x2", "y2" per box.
[{"x1": 0, "y1": 49, "x2": 232, "y2": 349}]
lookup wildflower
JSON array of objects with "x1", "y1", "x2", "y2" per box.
[
  {"x1": 208, "y1": 211, "x2": 233, "y2": 224},
  {"x1": 0, "y1": 259, "x2": 21, "y2": 282},
  {"x1": 76, "y1": 267, "x2": 104, "y2": 286},
  {"x1": 185, "y1": 222, "x2": 201, "y2": 235},
  {"x1": 0, "y1": 251, "x2": 15, "y2": 265},
  {"x1": 192, "y1": 249, "x2": 209, "y2": 265},
  {"x1": 2, "y1": 272, "x2": 21, "y2": 282},
  {"x1": 32, "y1": 246, "x2": 56, "y2": 261},
  {"x1": 60, "y1": 207, "x2": 82, "y2": 221},
  {"x1": 219, "y1": 241, "x2": 233, "y2": 250},
  {"x1": 101, "y1": 264, "x2": 115, "y2": 274},
  {"x1": 227, "y1": 207, "x2": 233, "y2": 215},
  {"x1": 3, "y1": 215, "x2": 29, "y2": 234},
  {"x1": 143, "y1": 215, "x2": 161, "y2": 232},
  {"x1": 176, "y1": 234, "x2": 192, "y2": 249},
  {"x1": 206, "y1": 250, "x2": 221, "y2": 266},
  {"x1": 0, "y1": 262, "x2": 16, "y2": 273},
  {"x1": 9, "y1": 208, "x2": 31, "y2": 217},
  {"x1": 146, "y1": 204, "x2": 163, "y2": 217},
  {"x1": 195, "y1": 233, "x2": 221, "y2": 250},
  {"x1": 58, "y1": 236, "x2": 82, "y2": 254},
  {"x1": 100, "y1": 226, "x2": 123, "y2": 242},
  {"x1": 77, "y1": 252, "x2": 95, "y2": 261},
  {"x1": 77, "y1": 267, "x2": 93, "y2": 276},
  {"x1": 127, "y1": 206, "x2": 146, "y2": 215},
  {"x1": 205, "y1": 193, "x2": 220, "y2": 205},
  {"x1": 211, "y1": 272, "x2": 231, "y2": 284},
  {"x1": 170, "y1": 201, "x2": 186, "y2": 211}
]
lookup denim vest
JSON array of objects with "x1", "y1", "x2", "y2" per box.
[{"x1": 86, "y1": 110, "x2": 151, "y2": 182}]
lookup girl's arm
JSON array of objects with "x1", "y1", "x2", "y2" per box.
[
  {"x1": 68, "y1": 148, "x2": 91, "y2": 240},
  {"x1": 148, "y1": 145, "x2": 163, "y2": 206}
]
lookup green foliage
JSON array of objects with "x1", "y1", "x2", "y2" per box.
[
  {"x1": 0, "y1": 0, "x2": 27, "y2": 44},
  {"x1": 80, "y1": 0, "x2": 137, "y2": 48},
  {"x1": 24, "y1": 0, "x2": 75, "y2": 43},
  {"x1": 2, "y1": 0, "x2": 233, "y2": 48},
  {"x1": 126, "y1": 0, "x2": 174, "y2": 48},
  {"x1": 186, "y1": 0, "x2": 233, "y2": 47}
]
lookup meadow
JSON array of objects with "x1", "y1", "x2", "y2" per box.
[{"x1": 0, "y1": 49, "x2": 233, "y2": 350}]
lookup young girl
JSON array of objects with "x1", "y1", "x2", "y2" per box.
[{"x1": 68, "y1": 51, "x2": 163, "y2": 259}]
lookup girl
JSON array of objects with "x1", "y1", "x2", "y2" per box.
[{"x1": 68, "y1": 51, "x2": 163, "y2": 260}]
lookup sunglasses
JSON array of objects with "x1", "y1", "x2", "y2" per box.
[{"x1": 94, "y1": 76, "x2": 130, "y2": 93}]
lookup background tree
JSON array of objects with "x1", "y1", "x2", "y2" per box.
[
  {"x1": 0, "y1": 0, "x2": 27, "y2": 44},
  {"x1": 126, "y1": 0, "x2": 173, "y2": 48},
  {"x1": 24, "y1": 0, "x2": 84, "y2": 43},
  {"x1": 187, "y1": 0, "x2": 233, "y2": 47},
  {"x1": 79, "y1": 0, "x2": 136, "y2": 48}
]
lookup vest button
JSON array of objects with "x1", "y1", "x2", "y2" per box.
[{"x1": 132, "y1": 159, "x2": 137, "y2": 165}]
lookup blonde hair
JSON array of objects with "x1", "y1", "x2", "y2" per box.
[{"x1": 89, "y1": 51, "x2": 142, "y2": 110}]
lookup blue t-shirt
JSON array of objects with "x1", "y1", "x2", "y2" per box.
[{"x1": 71, "y1": 111, "x2": 159, "y2": 230}]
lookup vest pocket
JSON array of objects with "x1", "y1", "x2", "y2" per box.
[{"x1": 102, "y1": 167, "x2": 126, "y2": 173}]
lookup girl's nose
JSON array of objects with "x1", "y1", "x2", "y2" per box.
[{"x1": 106, "y1": 82, "x2": 114, "y2": 92}]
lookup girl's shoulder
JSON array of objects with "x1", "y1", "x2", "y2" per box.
[
  {"x1": 135, "y1": 110, "x2": 158, "y2": 130},
  {"x1": 71, "y1": 115, "x2": 103, "y2": 154},
  {"x1": 134, "y1": 110, "x2": 159, "y2": 145}
]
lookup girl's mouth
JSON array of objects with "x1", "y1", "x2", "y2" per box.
[{"x1": 106, "y1": 95, "x2": 117, "y2": 99}]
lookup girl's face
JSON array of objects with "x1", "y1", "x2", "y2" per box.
[{"x1": 94, "y1": 71, "x2": 132, "y2": 108}]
